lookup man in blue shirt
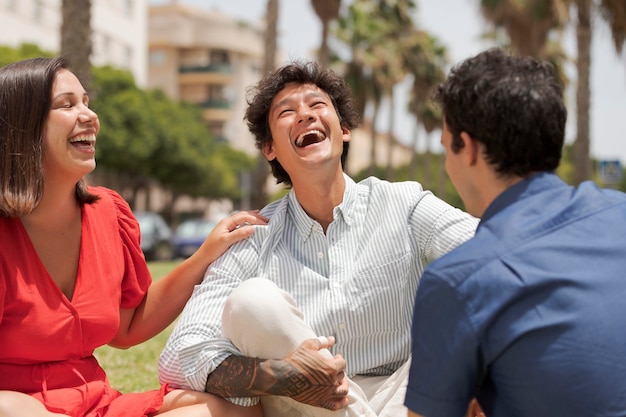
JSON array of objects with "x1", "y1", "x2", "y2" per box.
[{"x1": 405, "y1": 47, "x2": 626, "y2": 417}]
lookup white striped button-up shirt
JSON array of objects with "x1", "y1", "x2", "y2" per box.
[{"x1": 159, "y1": 175, "x2": 478, "y2": 404}]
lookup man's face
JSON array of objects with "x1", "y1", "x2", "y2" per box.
[{"x1": 263, "y1": 82, "x2": 350, "y2": 178}]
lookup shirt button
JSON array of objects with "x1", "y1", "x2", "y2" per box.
[
  {"x1": 339, "y1": 322, "x2": 346, "y2": 330},
  {"x1": 318, "y1": 252, "x2": 324, "y2": 259}
]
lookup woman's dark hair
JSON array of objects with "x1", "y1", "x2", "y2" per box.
[
  {"x1": 435, "y1": 48, "x2": 566, "y2": 177},
  {"x1": 0, "y1": 57, "x2": 98, "y2": 218},
  {"x1": 245, "y1": 60, "x2": 360, "y2": 186}
]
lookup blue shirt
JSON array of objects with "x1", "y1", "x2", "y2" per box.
[
  {"x1": 159, "y1": 175, "x2": 478, "y2": 405},
  {"x1": 405, "y1": 173, "x2": 626, "y2": 417}
]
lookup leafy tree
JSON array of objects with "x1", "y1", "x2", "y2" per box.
[
  {"x1": 90, "y1": 66, "x2": 254, "y2": 212},
  {"x1": 0, "y1": 43, "x2": 52, "y2": 67},
  {"x1": 1, "y1": 46, "x2": 254, "y2": 212}
]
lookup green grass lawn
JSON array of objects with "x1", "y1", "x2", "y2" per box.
[{"x1": 94, "y1": 260, "x2": 179, "y2": 393}]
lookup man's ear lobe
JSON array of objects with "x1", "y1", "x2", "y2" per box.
[
  {"x1": 460, "y1": 131, "x2": 480, "y2": 165},
  {"x1": 261, "y1": 142, "x2": 275, "y2": 161},
  {"x1": 342, "y1": 126, "x2": 351, "y2": 143}
]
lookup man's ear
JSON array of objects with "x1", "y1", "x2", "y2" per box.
[
  {"x1": 460, "y1": 131, "x2": 480, "y2": 166},
  {"x1": 342, "y1": 126, "x2": 351, "y2": 143},
  {"x1": 261, "y1": 141, "x2": 275, "y2": 161}
]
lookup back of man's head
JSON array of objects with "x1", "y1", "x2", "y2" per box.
[{"x1": 436, "y1": 48, "x2": 566, "y2": 178}]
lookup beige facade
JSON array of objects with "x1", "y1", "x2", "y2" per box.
[
  {"x1": 0, "y1": 0, "x2": 148, "y2": 86},
  {"x1": 148, "y1": 3, "x2": 265, "y2": 155}
]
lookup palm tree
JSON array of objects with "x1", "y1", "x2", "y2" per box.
[
  {"x1": 334, "y1": 0, "x2": 419, "y2": 179},
  {"x1": 377, "y1": 0, "x2": 418, "y2": 181},
  {"x1": 334, "y1": 0, "x2": 388, "y2": 176},
  {"x1": 572, "y1": 0, "x2": 626, "y2": 185},
  {"x1": 249, "y1": 0, "x2": 279, "y2": 209},
  {"x1": 598, "y1": 0, "x2": 625, "y2": 55},
  {"x1": 311, "y1": 0, "x2": 342, "y2": 67},
  {"x1": 573, "y1": 0, "x2": 592, "y2": 185},
  {"x1": 479, "y1": 0, "x2": 626, "y2": 186},
  {"x1": 404, "y1": 32, "x2": 447, "y2": 184},
  {"x1": 479, "y1": 0, "x2": 569, "y2": 57},
  {"x1": 60, "y1": 0, "x2": 92, "y2": 95},
  {"x1": 571, "y1": 0, "x2": 625, "y2": 185}
]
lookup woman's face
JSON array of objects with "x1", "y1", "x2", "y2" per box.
[{"x1": 43, "y1": 69, "x2": 100, "y2": 184}]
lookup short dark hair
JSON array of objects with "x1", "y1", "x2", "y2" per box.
[
  {"x1": 0, "y1": 57, "x2": 98, "y2": 218},
  {"x1": 435, "y1": 48, "x2": 566, "y2": 177},
  {"x1": 245, "y1": 60, "x2": 360, "y2": 186}
]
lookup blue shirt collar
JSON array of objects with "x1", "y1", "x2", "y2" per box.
[{"x1": 479, "y1": 172, "x2": 566, "y2": 228}]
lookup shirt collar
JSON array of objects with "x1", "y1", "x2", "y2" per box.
[
  {"x1": 479, "y1": 172, "x2": 566, "y2": 228},
  {"x1": 287, "y1": 173, "x2": 357, "y2": 241}
]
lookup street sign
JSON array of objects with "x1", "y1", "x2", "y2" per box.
[{"x1": 598, "y1": 159, "x2": 624, "y2": 184}]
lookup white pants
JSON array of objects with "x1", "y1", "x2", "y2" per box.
[{"x1": 222, "y1": 278, "x2": 409, "y2": 417}]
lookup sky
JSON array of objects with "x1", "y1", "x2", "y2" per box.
[{"x1": 150, "y1": 0, "x2": 626, "y2": 165}]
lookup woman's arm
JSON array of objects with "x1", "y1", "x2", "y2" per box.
[{"x1": 110, "y1": 210, "x2": 268, "y2": 348}]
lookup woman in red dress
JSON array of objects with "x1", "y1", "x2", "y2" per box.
[{"x1": 0, "y1": 57, "x2": 266, "y2": 417}]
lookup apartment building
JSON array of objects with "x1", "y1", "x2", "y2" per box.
[
  {"x1": 148, "y1": 3, "x2": 266, "y2": 155},
  {"x1": 0, "y1": 0, "x2": 148, "y2": 86}
]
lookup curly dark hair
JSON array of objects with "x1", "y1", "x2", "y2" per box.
[
  {"x1": 435, "y1": 48, "x2": 566, "y2": 177},
  {"x1": 245, "y1": 60, "x2": 360, "y2": 186}
]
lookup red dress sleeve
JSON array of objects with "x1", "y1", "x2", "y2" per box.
[{"x1": 95, "y1": 187, "x2": 152, "y2": 309}]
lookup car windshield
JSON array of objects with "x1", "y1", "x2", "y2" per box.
[
  {"x1": 135, "y1": 214, "x2": 155, "y2": 232},
  {"x1": 176, "y1": 221, "x2": 215, "y2": 237}
]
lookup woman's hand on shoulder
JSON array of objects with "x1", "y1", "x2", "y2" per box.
[{"x1": 196, "y1": 210, "x2": 268, "y2": 263}]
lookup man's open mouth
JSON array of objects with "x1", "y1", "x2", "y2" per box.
[{"x1": 295, "y1": 130, "x2": 325, "y2": 148}]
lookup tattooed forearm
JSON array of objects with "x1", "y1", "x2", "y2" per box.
[
  {"x1": 204, "y1": 349, "x2": 336, "y2": 402},
  {"x1": 205, "y1": 355, "x2": 261, "y2": 398}
]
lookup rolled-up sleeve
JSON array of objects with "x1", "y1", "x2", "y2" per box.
[
  {"x1": 409, "y1": 191, "x2": 478, "y2": 263},
  {"x1": 158, "y1": 234, "x2": 263, "y2": 406}
]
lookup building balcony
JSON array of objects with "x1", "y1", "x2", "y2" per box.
[
  {"x1": 178, "y1": 63, "x2": 232, "y2": 74},
  {"x1": 199, "y1": 99, "x2": 230, "y2": 109}
]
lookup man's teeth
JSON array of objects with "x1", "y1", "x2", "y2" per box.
[{"x1": 295, "y1": 130, "x2": 324, "y2": 148}]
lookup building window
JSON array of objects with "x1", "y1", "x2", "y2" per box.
[
  {"x1": 150, "y1": 50, "x2": 166, "y2": 66},
  {"x1": 124, "y1": 45, "x2": 133, "y2": 68},
  {"x1": 6, "y1": 0, "x2": 17, "y2": 12},
  {"x1": 33, "y1": 0, "x2": 42, "y2": 22},
  {"x1": 102, "y1": 34, "x2": 110, "y2": 54}
]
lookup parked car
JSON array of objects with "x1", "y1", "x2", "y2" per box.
[
  {"x1": 133, "y1": 211, "x2": 174, "y2": 261},
  {"x1": 172, "y1": 218, "x2": 217, "y2": 259}
]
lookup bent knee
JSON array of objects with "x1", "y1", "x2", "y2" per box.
[{"x1": 223, "y1": 278, "x2": 294, "y2": 325}]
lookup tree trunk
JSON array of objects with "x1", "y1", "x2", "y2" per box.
[
  {"x1": 249, "y1": 0, "x2": 279, "y2": 209},
  {"x1": 385, "y1": 93, "x2": 395, "y2": 180},
  {"x1": 368, "y1": 101, "x2": 381, "y2": 177},
  {"x1": 319, "y1": 19, "x2": 331, "y2": 67},
  {"x1": 60, "y1": 0, "x2": 93, "y2": 95},
  {"x1": 408, "y1": 117, "x2": 419, "y2": 180},
  {"x1": 573, "y1": 0, "x2": 593, "y2": 185}
]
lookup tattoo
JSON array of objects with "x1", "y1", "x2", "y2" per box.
[
  {"x1": 205, "y1": 355, "x2": 260, "y2": 398},
  {"x1": 205, "y1": 350, "x2": 335, "y2": 403}
]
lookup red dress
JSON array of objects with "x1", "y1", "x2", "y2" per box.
[{"x1": 0, "y1": 187, "x2": 170, "y2": 416}]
